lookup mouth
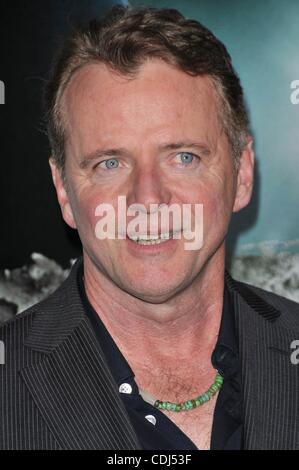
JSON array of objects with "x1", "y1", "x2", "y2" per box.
[{"x1": 126, "y1": 231, "x2": 181, "y2": 245}]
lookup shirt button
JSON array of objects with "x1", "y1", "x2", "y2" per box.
[
  {"x1": 145, "y1": 415, "x2": 157, "y2": 426},
  {"x1": 119, "y1": 383, "x2": 133, "y2": 394}
]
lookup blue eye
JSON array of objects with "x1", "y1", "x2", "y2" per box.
[
  {"x1": 100, "y1": 158, "x2": 119, "y2": 169},
  {"x1": 178, "y1": 152, "x2": 194, "y2": 165}
]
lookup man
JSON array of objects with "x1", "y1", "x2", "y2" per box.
[{"x1": 1, "y1": 5, "x2": 299, "y2": 450}]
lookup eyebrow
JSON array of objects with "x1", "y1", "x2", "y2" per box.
[
  {"x1": 79, "y1": 141, "x2": 211, "y2": 169},
  {"x1": 79, "y1": 148, "x2": 129, "y2": 169},
  {"x1": 159, "y1": 141, "x2": 211, "y2": 154}
]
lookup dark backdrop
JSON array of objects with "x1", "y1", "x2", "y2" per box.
[{"x1": 0, "y1": 0, "x2": 124, "y2": 269}]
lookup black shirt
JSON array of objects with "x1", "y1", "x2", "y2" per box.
[{"x1": 77, "y1": 267, "x2": 243, "y2": 450}]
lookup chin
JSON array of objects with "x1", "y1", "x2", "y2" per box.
[
  {"x1": 120, "y1": 274, "x2": 188, "y2": 304},
  {"x1": 129, "y1": 289, "x2": 176, "y2": 304}
]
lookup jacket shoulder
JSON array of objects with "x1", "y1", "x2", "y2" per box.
[
  {"x1": 0, "y1": 301, "x2": 37, "y2": 337},
  {"x1": 0, "y1": 259, "x2": 82, "y2": 350},
  {"x1": 236, "y1": 278, "x2": 299, "y2": 328},
  {"x1": 241, "y1": 280, "x2": 299, "y2": 309},
  {"x1": 0, "y1": 270, "x2": 72, "y2": 338}
]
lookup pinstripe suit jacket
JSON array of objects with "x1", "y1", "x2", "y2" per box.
[{"x1": 1, "y1": 258, "x2": 299, "y2": 449}]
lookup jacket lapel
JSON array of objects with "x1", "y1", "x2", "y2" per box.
[
  {"x1": 20, "y1": 260, "x2": 299, "y2": 449},
  {"x1": 21, "y1": 260, "x2": 141, "y2": 450},
  {"x1": 226, "y1": 273, "x2": 299, "y2": 449}
]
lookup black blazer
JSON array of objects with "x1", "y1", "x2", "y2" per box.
[{"x1": 1, "y1": 259, "x2": 299, "y2": 449}]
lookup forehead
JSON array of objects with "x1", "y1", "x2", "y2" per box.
[{"x1": 62, "y1": 59, "x2": 222, "y2": 152}]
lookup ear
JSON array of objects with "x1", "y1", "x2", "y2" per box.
[
  {"x1": 49, "y1": 158, "x2": 77, "y2": 229},
  {"x1": 232, "y1": 137, "x2": 255, "y2": 213}
]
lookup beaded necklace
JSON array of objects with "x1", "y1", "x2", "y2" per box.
[{"x1": 139, "y1": 371, "x2": 223, "y2": 412}]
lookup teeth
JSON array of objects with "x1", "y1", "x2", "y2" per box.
[
  {"x1": 161, "y1": 233, "x2": 171, "y2": 240},
  {"x1": 128, "y1": 235, "x2": 139, "y2": 241},
  {"x1": 127, "y1": 233, "x2": 173, "y2": 244},
  {"x1": 136, "y1": 238, "x2": 166, "y2": 245},
  {"x1": 138, "y1": 234, "x2": 160, "y2": 241},
  {"x1": 137, "y1": 239, "x2": 165, "y2": 245},
  {"x1": 127, "y1": 231, "x2": 181, "y2": 245}
]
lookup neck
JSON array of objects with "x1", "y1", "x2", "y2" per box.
[{"x1": 83, "y1": 248, "x2": 226, "y2": 378}]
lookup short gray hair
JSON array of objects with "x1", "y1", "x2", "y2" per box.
[{"x1": 44, "y1": 5, "x2": 250, "y2": 174}]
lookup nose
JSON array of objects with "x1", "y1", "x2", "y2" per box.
[{"x1": 126, "y1": 165, "x2": 172, "y2": 212}]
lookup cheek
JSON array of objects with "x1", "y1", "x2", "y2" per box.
[
  {"x1": 70, "y1": 188, "x2": 104, "y2": 239},
  {"x1": 186, "y1": 174, "x2": 234, "y2": 229}
]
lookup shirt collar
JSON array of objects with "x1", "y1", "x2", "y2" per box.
[{"x1": 211, "y1": 283, "x2": 239, "y2": 380}]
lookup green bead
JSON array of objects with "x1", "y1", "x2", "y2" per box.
[
  {"x1": 215, "y1": 374, "x2": 223, "y2": 384},
  {"x1": 185, "y1": 400, "x2": 193, "y2": 410},
  {"x1": 151, "y1": 370, "x2": 223, "y2": 413}
]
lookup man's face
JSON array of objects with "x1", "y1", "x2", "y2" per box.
[{"x1": 51, "y1": 59, "x2": 254, "y2": 302}]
